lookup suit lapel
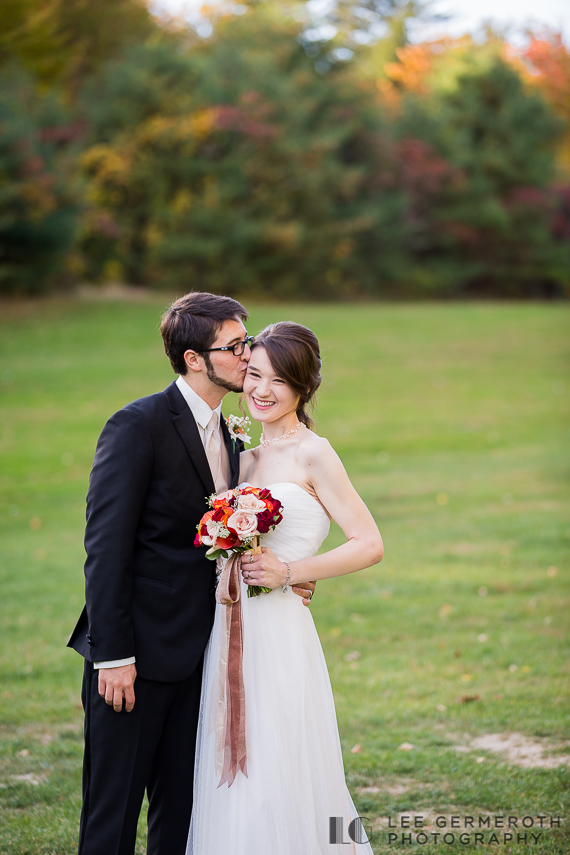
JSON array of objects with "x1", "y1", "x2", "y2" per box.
[
  {"x1": 220, "y1": 415, "x2": 241, "y2": 488},
  {"x1": 164, "y1": 381, "x2": 216, "y2": 497}
]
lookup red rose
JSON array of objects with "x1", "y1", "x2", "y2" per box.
[
  {"x1": 256, "y1": 508, "x2": 276, "y2": 533},
  {"x1": 212, "y1": 506, "x2": 229, "y2": 522}
]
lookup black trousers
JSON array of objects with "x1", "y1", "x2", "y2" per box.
[{"x1": 78, "y1": 659, "x2": 203, "y2": 855}]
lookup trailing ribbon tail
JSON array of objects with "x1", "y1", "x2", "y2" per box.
[{"x1": 214, "y1": 551, "x2": 248, "y2": 787}]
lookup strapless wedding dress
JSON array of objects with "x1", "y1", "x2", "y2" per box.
[{"x1": 187, "y1": 483, "x2": 372, "y2": 854}]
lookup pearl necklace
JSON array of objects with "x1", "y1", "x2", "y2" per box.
[{"x1": 260, "y1": 422, "x2": 305, "y2": 447}]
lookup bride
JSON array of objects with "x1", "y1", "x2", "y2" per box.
[{"x1": 187, "y1": 322, "x2": 383, "y2": 854}]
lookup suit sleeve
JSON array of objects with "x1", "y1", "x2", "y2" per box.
[{"x1": 83, "y1": 406, "x2": 153, "y2": 662}]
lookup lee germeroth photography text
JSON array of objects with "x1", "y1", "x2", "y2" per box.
[{"x1": 330, "y1": 814, "x2": 564, "y2": 846}]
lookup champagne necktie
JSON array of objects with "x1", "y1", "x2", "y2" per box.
[{"x1": 205, "y1": 411, "x2": 229, "y2": 494}]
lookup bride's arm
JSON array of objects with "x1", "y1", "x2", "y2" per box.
[{"x1": 242, "y1": 438, "x2": 383, "y2": 589}]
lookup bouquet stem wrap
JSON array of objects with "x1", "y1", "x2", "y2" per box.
[{"x1": 214, "y1": 551, "x2": 247, "y2": 787}]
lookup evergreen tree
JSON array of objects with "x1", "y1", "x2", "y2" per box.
[
  {"x1": 0, "y1": 67, "x2": 81, "y2": 294},
  {"x1": 391, "y1": 53, "x2": 569, "y2": 294}
]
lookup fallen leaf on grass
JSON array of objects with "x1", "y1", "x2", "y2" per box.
[
  {"x1": 493, "y1": 582, "x2": 512, "y2": 593},
  {"x1": 398, "y1": 742, "x2": 415, "y2": 751},
  {"x1": 460, "y1": 694, "x2": 481, "y2": 703},
  {"x1": 351, "y1": 744, "x2": 362, "y2": 754}
]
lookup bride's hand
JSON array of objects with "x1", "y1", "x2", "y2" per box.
[
  {"x1": 240, "y1": 547, "x2": 288, "y2": 591},
  {"x1": 241, "y1": 550, "x2": 316, "y2": 606}
]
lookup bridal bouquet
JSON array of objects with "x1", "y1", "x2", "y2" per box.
[{"x1": 195, "y1": 486, "x2": 284, "y2": 598}]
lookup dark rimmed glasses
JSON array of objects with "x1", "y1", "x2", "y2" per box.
[{"x1": 201, "y1": 335, "x2": 254, "y2": 357}]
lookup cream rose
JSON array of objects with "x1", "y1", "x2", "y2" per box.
[
  {"x1": 227, "y1": 511, "x2": 258, "y2": 540},
  {"x1": 236, "y1": 493, "x2": 266, "y2": 514},
  {"x1": 201, "y1": 528, "x2": 214, "y2": 546}
]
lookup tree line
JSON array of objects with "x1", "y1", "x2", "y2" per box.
[{"x1": 1, "y1": 0, "x2": 569, "y2": 298}]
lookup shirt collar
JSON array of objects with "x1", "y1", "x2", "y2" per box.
[{"x1": 175, "y1": 375, "x2": 222, "y2": 431}]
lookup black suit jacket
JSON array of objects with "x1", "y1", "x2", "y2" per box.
[{"x1": 67, "y1": 380, "x2": 242, "y2": 682}]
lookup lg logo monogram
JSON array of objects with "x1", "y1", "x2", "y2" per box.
[{"x1": 329, "y1": 816, "x2": 372, "y2": 845}]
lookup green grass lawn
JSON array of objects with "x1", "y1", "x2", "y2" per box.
[{"x1": 0, "y1": 296, "x2": 568, "y2": 854}]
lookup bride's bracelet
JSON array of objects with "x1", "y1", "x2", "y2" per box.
[{"x1": 282, "y1": 562, "x2": 291, "y2": 593}]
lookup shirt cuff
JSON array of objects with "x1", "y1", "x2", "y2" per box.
[{"x1": 93, "y1": 657, "x2": 136, "y2": 669}]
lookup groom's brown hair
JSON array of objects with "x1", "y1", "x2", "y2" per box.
[{"x1": 161, "y1": 291, "x2": 248, "y2": 375}]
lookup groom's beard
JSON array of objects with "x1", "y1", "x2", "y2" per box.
[{"x1": 204, "y1": 354, "x2": 244, "y2": 394}]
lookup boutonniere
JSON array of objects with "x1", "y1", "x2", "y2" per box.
[{"x1": 225, "y1": 414, "x2": 252, "y2": 452}]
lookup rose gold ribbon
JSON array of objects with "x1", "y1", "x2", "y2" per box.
[{"x1": 214, "y1": 551, "x2": 247, "y2": 787}]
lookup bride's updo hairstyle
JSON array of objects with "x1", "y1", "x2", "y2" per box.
[{"x1": 251, "y1": 322, "x2": 322, "y2": 430}]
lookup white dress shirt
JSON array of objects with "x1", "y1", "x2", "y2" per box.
[
  {"x1": 174, "y1": 374, "x2": 223, "y2": 443},
  {"x1": 94, "y1": 376, "x2": 225, "y2": 670}
]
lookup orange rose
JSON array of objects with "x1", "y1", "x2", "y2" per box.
[
  {"x1": 211, "y1": 489, "x2": 236, "y2": 510},
  {"x1": 195, "y1": 509, "x2": 216, "y2": 547}
]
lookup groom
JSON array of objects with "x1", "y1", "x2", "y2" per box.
[{"x1": 68, "y1": 291, "x2": 314, "y2": 855}]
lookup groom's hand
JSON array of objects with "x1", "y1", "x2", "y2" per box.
[
  {"x1": 293, "y1": 581, "x2": 316, "y2": 607},
  {"x1": 98, "y1": 664, "x2": 137, "y2": 713}
]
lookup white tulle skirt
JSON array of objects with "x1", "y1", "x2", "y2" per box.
[{"x1": 186, "y1": 580, "x2": 371, "y2": 854}]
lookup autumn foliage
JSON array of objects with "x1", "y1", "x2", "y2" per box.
[
  {"x1": 0, "y1": 1, "x2": 568, "y2": 297},
  {"x1": 523, "y1": 32, "x2": 570, "y2": 175}
]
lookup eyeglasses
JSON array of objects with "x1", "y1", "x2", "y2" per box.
[{"x1": 201, "y1": 335, "x2": 254, "y2": 357}]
